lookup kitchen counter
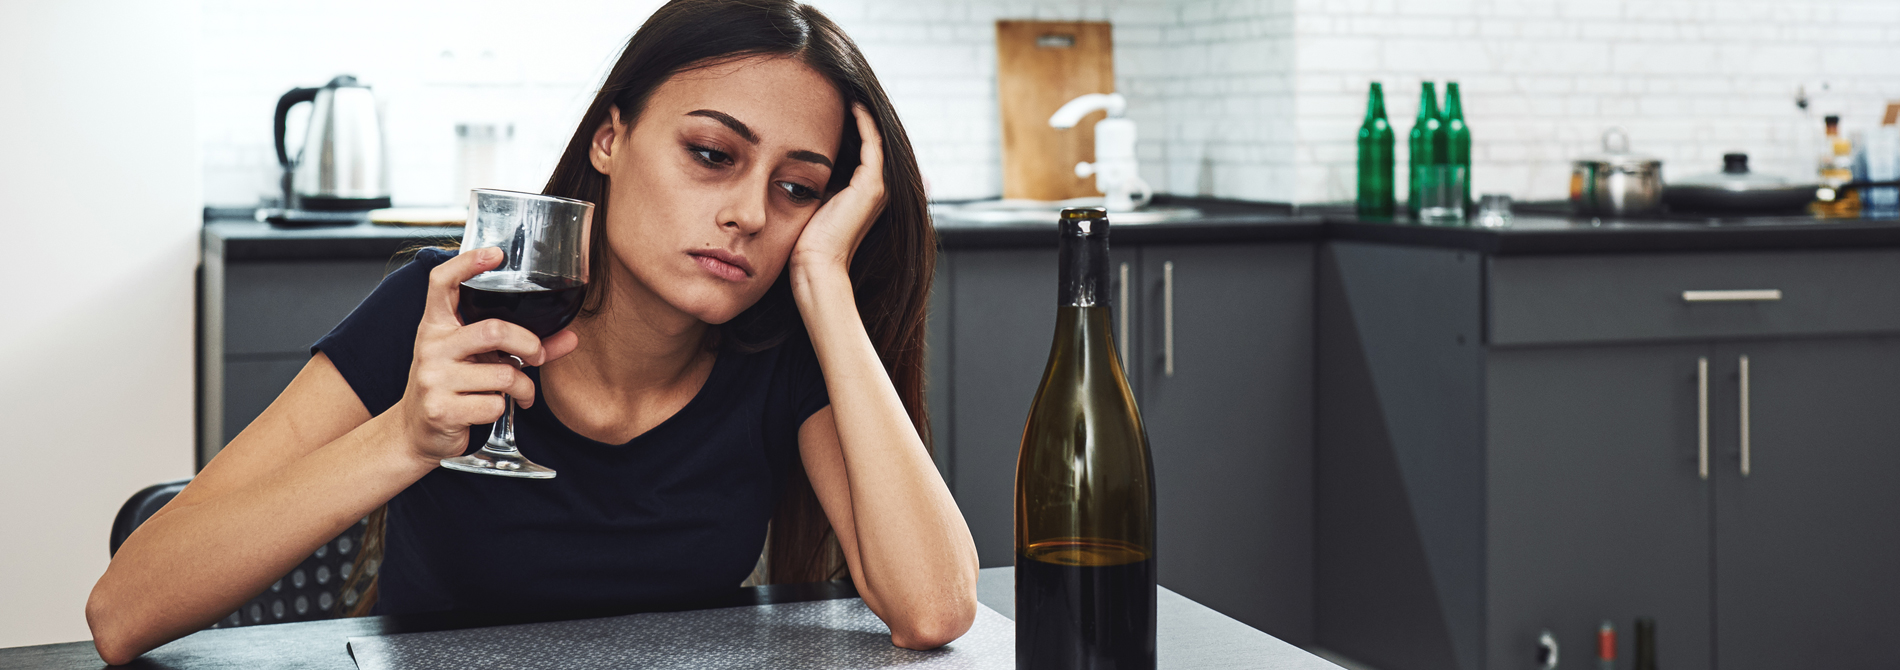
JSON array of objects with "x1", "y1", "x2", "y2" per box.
[{"x1": 208, "y1": 199, "x2": 1900, "y2": 257}]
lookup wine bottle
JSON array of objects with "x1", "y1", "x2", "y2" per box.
[
  {"x1": 1443, "y1": 82, "x2": 1472, "y2": 211},
  {"x1": 1408, "y1": 81, "x2": 1444, "y2": 219},
  {"x1": 1357, "y1": 82, "x2": 1396, "y2": 217},
  {"x1": 1016, "y1": 207, "x2": 1158, "y2": 670}
]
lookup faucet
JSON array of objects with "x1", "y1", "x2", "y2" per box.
[{"x1": 1050, "y1": 93, "x2": 1152, "y2": 213}]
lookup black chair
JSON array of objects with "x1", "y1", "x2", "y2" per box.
[{"x1": 111, "y1": 478, "x2": 373, "y2": 628}]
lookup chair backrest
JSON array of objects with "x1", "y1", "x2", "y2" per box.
[
  {"x1": 110, "y1": 478, "x2": 191, "y2": 556},
  {"x1": 111, "y1": 478, "x2": 372, "y2": 628}
]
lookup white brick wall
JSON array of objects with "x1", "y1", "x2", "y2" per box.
[
  {"x1": 200, "y1": 0, "x2": 1900, "y2": 207},
  {"x1": 1294, "y1": 0, "x2": 1900, "y2": 203},
  {"x1": 201, "y1": 0, "x2": 1279, "y2": 206}
]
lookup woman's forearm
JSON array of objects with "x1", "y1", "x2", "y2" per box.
[
  {"x1": 86, "y1": 412, "x2": 436, "y2": 665},
  {"x1": 790, "y1": 261, "x2": 978, "y2": 644}
]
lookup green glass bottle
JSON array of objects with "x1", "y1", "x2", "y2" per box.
[
  {"x1": 1444, "y1": 82, "x2": 1472, "y2": 210},
  {"x1": 1356, "y1": 83, "x2": 1395, "y2": 218},
  {"x1": 1407, "y1": 82, "x2": 1443, "y2": 219}
]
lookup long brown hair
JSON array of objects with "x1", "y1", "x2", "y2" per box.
[{"x1": 341, "y1": 0, "x2": 935, "y2": 614}]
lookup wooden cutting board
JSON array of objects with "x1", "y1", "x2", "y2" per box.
[{"x1": 996, "y1": 20, "x2": 1114, "y2": 201}]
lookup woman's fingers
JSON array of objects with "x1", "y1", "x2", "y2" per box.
[
  {"x1": 437, "y1": 317, "x2": 547, "y2": 365},
  {"x1": 538, "y1": 330, "x2": 582, "y2": 367},
  {"x1": 423, "y1": 247, "x2": 503, "y2": 327}
]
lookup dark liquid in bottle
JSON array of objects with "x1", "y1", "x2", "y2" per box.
[
  {"x1": 458, "y1": 272, "x2": 587, "y2": 339},
  {"x1": 1017, "y1": 538, "x2": 1157, "y2": 670}
]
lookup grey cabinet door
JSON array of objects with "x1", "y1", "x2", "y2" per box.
[
  {"x1": 1711, "y1": 337, "x2": 1900, "y2": 670},
  {"x1": 1137, "y1": 243, "x2": 1314, "y2": 644},
  {"x1": 1485, "y1": 345, "x2": 1714, "y2": 670},
  {"x1": 946, "y1": 246, "x2": 1138, "y2": 568}
]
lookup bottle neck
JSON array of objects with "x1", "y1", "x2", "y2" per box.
[
  {"x1": 1418, "y1": 83, "x2": 1438, "y2": 121},
  {"x1": 1057, "y1": 217, "x2": 1111, "y2": 307},
  {"x1": 1365, "y1": 84, "x2": 1386, "y2": 121},
  {"x1": 1444, "y1": 84, "x2": 1463, "y2": 120}
]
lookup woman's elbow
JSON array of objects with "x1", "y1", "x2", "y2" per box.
[
  {"x1": 889, "y1": 599, "x2": 978, "y2": 650},
  {"x1": 87, "y1": 587, "x2": 145, "y2": 666}
]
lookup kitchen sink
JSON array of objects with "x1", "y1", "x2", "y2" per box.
[{"x1": 930, "y1": 198, "x2": 1203, "y2": 225}]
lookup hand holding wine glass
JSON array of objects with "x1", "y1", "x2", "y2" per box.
[{"x1": 432, "y1": 189, "x2": 594, "y2": 479}]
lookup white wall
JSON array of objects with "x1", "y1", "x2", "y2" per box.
[
  {"x1": 0, "y1": 0, "x2": 201, "y2": 649},
  {"x1": 198, "y1": 0, "x2": 1294, "y2": 205},
  {"x1": 1294, "y1": 0, "x2": 1900, "y2": 202}
]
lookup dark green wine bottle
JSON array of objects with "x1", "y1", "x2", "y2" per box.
[
  {"x1": 1407, "y1": 81, "x2": 1444, "y2": 219},
  {"x1": 1444, "y1": 82, "x2": 1472, "y2": 210},
  {"x1": 1356, "y1": 82, "x2": 1396, "y2": 217},
  {"x1": 1016, "y1": 207, "x2": 1157, "y2": 670}
]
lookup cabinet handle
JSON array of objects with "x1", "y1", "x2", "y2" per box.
[
  {"x1": 1739, "y1": 354, "x2": 1751, "y2": 477},
  {"x1": 1163, "y1": 261, "x2": 1174, "y2": 377},
  {"x1": 1682, "y1": 289, "x2": 1782, "y2": 302},
  {"x1": 1118, "y1": 262, "x2": 1131, "y2": 365},
  {"x1": 1698, "y1": 356, "x2": 1710, "y2": 480}
]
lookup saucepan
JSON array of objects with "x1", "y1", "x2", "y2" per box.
[
  {"x1": 1663, "y1": 153, "x2": 1820, "y2": 214},
  {"x1": 1571, "y1": 128, "x2": 1663, "y2": 216}
]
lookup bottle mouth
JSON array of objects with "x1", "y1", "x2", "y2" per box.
[{"x1": 1059, "y1": 207, "x2": 1109, "y2": 236}]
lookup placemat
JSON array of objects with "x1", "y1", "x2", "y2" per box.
[{"x1": 347, "y1": 597, "x2": 1013, "y2": 669}]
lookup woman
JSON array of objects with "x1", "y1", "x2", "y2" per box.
[{"x1": 85, "y1": 0, "x2": 978, "y2": 663}]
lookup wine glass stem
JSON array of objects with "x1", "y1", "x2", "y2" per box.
[{"x1": 486, "y1": 395, "x2": 519, "y2": 453}]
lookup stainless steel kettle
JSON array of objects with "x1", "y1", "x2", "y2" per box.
[{"x1": 274, "y1": 75, "x2": 391, "y2": 211}]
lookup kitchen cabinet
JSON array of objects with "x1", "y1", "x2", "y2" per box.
[
  {"x1": 1709, "y1": 338, "x2": 1900, "y2": 670},
  {"x1": 1317, "y1": 241, "x2": 1900, "y2": 670},
  {"x1": 200, "y1": 254, "x2": 395, "y2": 465},
  {"x1": 934, "y1": 241, "x2": 1315, "y2": 645}
]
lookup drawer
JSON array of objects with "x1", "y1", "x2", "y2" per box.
[
  {"x1": 1488, "y1": 249, "x2": 1900, "y2": 346},
  {"x1": 224, "y1": 259, "x2": 397, "y2": 355}
]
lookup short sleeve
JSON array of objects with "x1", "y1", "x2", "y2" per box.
[{"x1": 311, "y1": 247, "x2": 456, "y2": 416}]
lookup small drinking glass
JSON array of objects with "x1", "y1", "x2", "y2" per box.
[
  {"x1": 1475, "y1": 193, "x2": 1514, "y2": 228},
  {"x1": 440, "y1": 189, "x2": 594, "y2": 479},
  {"x1": 1418, "y1": 165, "x2": 1468, "y2": 225}
]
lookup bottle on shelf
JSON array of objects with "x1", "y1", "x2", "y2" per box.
[
  {"x1": 1633, "y1": 617, "x2": 1657, "y2": 670},
  {"x1": 1816, "y1": 114, "x2": 1861, "y2": 217},
  {"x1": 1357, "y1": 82, "x2": 1396, "y2": 217},
  {"x1": 1408, "y1": 81, "x2": 1445, "y2": 219},
  {"x1": 1016, "y1": 207, "x2": 1158, "y2": 670},
  {"x1": 1444, "y1": 82, "x2": 1472, "y2": 211},
  {"x1": 1598, "y1": 620, "x2": 1617, "y2": 670}
]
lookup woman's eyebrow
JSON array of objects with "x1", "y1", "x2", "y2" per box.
[
  {"x1": 787, "y1": 150, "x2": 833, "y2": 169},
  {"x1": 685, "y1": 109, "x2": 756, "y2": 143}
]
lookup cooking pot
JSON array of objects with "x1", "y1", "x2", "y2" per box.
[
  {"x1": 1571, "y1": 128, "x2": 1663, "y2": 216},
  {"x1": 1663, "y1": 153, "x2": 1818, "y2": 214}
]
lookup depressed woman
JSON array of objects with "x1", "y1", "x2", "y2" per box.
[{"x1": 86, "y1": 0, "x2": 977, "y2": 663}]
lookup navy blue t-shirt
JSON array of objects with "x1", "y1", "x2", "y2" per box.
[{"x1": 312, "y1": 247, "x2": 830, "y2": 616}]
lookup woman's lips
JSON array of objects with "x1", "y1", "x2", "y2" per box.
[{"x1": 689, "y1": 250, "x2": 752, "y2": 282}]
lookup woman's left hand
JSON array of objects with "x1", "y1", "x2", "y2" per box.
[{"x1": 792, "y1": 103, "x2": 885, "y2": 273}]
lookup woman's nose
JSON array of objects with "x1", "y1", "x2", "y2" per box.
[{"x1": 716, "y1": 181, "x2": 769, "y2": 236}]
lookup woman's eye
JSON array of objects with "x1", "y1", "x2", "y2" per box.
[
  {"x1": 778, "y1": 181, "x2": 820, "y2": 204},
  {"x1": 688, "y1": 145, "x2": 731, "y2": 167}
]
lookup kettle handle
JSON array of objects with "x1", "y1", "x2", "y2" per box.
[{"x1": 273, "y1": 87, "x2": 321, "y2": 170}]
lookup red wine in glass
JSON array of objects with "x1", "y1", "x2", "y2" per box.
[{"x1": 458, "y1": 271, "x2": 586, "y2": 339}]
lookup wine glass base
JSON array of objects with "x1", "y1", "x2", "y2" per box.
[{"x1": 440, "y1": 452, "x2": 557, "y2": 479}]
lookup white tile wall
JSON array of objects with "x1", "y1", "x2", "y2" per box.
[
  {"x1": 200, "y1": 0, "x2": 1900, "y2": 207},
  {"x1": 1293, "y1": 0, "x2": 1900, "y2": 203}
]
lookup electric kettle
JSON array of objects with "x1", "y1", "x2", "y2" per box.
[{"x1": 274, "y1": 75, "x2": 391, "y2": 211}]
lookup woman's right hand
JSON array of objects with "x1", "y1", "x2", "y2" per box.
[{"x1": 393, "y1": 247, "x2": 582, "y2": 462}]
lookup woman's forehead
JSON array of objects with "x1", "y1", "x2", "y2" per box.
[{"x1": 648, "y1": 55, "x2": 845, "y2": 148}]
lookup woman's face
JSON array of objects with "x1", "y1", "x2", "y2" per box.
[{"x1": 589, "y1": 55, "x2": 845, "y2": 326}]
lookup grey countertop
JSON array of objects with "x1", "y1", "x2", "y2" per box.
[{"x1": 204, "y1": 197, "x2": 1900, "y2": 262}]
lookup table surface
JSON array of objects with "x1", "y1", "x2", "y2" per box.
[{"x1": 2, "y1": 567, "x2": 1339, "y2": 669}]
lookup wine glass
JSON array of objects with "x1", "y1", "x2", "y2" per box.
[{"x1": 439, "y1": 188, "x2": 594, "y2": 479}]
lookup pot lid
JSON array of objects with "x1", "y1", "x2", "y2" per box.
[
  {"x1": 1671, "y1": 153, "x2": 1807, "y2": 191},
  {"x1": 1573, "y1": 127, "x2": 1661, "y2": 168}
]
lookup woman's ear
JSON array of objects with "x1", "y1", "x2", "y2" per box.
[{"x1": 588, "y1": 106, "x2": 624, "y2": 175}]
